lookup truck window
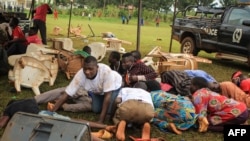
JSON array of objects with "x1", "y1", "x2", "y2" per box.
[{"x1": 228, "y1": 8, "x2": 250, "y2": 25}]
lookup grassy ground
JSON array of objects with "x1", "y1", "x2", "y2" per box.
[{"x1": 0, "y1": 14, "x2": 249, "y2": 140}]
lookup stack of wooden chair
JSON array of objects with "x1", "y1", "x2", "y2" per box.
[{"x1": 142, "y1": 46, "x2": 212, "y2": 74}]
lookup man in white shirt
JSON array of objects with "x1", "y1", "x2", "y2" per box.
[
  {"x1": 51, "y1": 56, "x2": 122, "y2": 123},
  {"x1": 112, "y1": 82, "x2": 154, "y2": 140}
]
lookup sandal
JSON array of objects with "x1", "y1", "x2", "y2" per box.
[{"x1": 91, "y1": 129, "x2": 113, "y2": 139}]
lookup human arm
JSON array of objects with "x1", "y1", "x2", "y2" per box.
[
  {"x1": 98, "y1": 91, "x2": 112, "y2": 123},
  {"x1": 3, "y1": 37, "x2": 26, "y2": 48},
  {"x1": 129, "y1": 63, "x2": 157, "y2": 82},
  {"x1": 47, "y1": 5, "x2": 53, "y2": 14},
  {"x1": 31, "y1": 9, "x2": 36, "y2": 18},
  {"x1": 109, "y1": 96, "x2": 122, "y2": 121}
]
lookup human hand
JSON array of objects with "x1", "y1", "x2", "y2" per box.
[
  {"x1": 129, "y1": 75, "x2": 138, "y2": 82},
  {"x1": 47, "y1": 102, "x2": 55, "y2": 111}
]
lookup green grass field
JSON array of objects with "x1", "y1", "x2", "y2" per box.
[{"x1": 0, "y1": 14, "x2": 249, "y2": 140}]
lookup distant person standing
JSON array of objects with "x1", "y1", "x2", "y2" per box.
[
  {"x1": 81, "y1": 11, "x2": 85, "y2": 18},
  {"x1": 155, "y1": 16, "x2": 160, "y2": 27},
  {"x1": 88, "y1": 13, "x2": 91, "y2": 21},
  {"x1": 53, "y1": 9, "x2": 58, "y2": 20},
  {"x1": 32, "y1": 3, "x2": 52, "y2": 45},
  {"x1": 121, "y1": 16, "x2": 125, "y2": 24}
]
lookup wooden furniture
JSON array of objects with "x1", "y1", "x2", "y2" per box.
[{"x1": 143, "y1": 46, "x2": 212, "y2": 74}]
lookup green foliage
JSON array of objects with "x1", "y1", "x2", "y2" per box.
[
  {"x1": 104, "y1": 5, "x2": 120, "y2": 17},
  {"x1": 219, "y1": 0, "x2": 238, "y2": 6}
]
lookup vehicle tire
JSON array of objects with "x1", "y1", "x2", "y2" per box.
[{"x1": 181, "y1": 37, "x2": 199, "y2": 56}]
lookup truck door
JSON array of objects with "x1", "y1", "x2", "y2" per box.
[{"x1": 217, "y1": 7, "x2": 250, "y2": 56}]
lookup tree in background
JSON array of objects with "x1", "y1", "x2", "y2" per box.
[
  {"x1": 219, "y1": 0, "x2": 237, "y2": 6},
  {"x1": 176, "y1": 0, "x2": 214, "y2": 11}
]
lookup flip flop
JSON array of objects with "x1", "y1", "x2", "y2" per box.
[
  {"x1": 116, "y1": 120, "x2": 126, "y2": 141},
  {"x1": 91, "y1": 129, "x2": 113, "y2": 139}
]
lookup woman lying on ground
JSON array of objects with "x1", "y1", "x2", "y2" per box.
[
  {"x1": 190, "y1": 77, "x2": 249, "y2": 132},
  {"x1": 144, "y1": 80, "x2": 198, "y2": 134}
]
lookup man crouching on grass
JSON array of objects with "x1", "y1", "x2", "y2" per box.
[{"x1": 49, "y1": 56, "x2": 122, "y2": 123}]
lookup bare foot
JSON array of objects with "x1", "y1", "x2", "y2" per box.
[
  {"x1": 169, "y1": 123, "x2": 182, "y2": 135},
  {"x1": 116, "y1": 120, "x2": 126, "y2": 141},
  {"x1": 141, "y1": 122, "x2": 151, "y2": 139},
  {"x1": 198, "y1": 117, "x2": 209, "y2": 132}
]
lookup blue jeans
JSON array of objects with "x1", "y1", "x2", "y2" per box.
[{"x1": 90, "y1": 88, "x2": 120, "y2": 114}]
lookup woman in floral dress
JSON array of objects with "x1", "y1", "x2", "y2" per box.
[{"x1": 145, "y1": 80, "x2": 198, "y2": 134}]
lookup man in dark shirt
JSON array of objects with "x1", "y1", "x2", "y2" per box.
[{"x1": 121, "y1": 52, "x2": 158, "y2": 87}]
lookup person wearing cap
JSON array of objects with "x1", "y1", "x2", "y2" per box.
[{"x1": 231, "y1": 71, "x2": 250, "y2": 94}]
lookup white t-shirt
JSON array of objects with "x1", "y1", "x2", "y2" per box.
[
  {"x1": 117, "y1": 87, "x2": 154, "y2": 108},
  {"x1": 65, "y1": 63, "x2": 122, "y2": 96}
]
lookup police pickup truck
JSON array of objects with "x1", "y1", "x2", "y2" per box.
[{"x1": 172, "y1": 4, "x2": 250, "y2": 66}]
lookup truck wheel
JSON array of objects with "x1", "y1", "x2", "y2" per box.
[{"x1": 181, "y1": 37, "x2": 199, "y2": 56}]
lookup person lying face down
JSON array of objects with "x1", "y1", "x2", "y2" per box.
[
  {"x1": 112, "y1": 81, "x2": 154, "y2": 141},
  {"x1": 0, "y1": 98, "x2": 40, "y2": 129},
  {"x1": 190, "y1": 77, "x2": 248, "y2": 132},
  {"x1": 145, "y1": 80, "x2": 197, "y2": 135},
  {"x1": 208, "y1": 81, "x2": 250, "y2": 108}
]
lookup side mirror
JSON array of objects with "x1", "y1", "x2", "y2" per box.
[{"x1": 242, "y1": 20, "x2": 250, "y2": 26}]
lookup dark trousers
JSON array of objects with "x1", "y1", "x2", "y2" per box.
[
  {"x1": 33, "y1": 19, "x2": 47, "y2": 45},
  {"x1": 208, "y1": 110, "x2": 249, "y2": 132},
  {"x1": 7, "y1": 43, "x2": 27, "y2": 56}
]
